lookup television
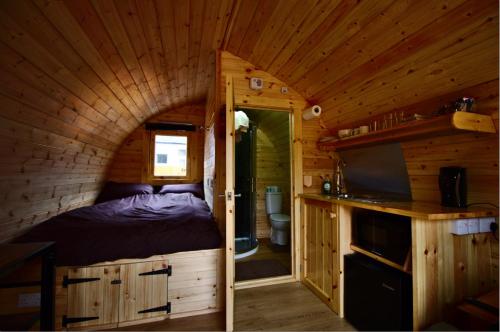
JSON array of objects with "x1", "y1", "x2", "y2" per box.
[{"x1": 337, "y1": 143, "x2": 412, "y2": 201}]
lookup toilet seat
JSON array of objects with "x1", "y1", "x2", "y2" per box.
[
  {"x1": 270, "y1": 213, "x2": 290, "y2": 222},
  {"x1": 270, "y1": 214, "x2": 290, "y2": 231}
]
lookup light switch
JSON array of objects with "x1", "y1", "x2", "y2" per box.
[{"x1": 303, "y1": 175, "x2": 312, "y2": 187}]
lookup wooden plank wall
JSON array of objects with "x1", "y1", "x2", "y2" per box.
[
  {"x1": 0, "y1": 0, "x2": 496, "y2": 258},
  {"x1": 203, "y1": 50, "x2": 226, "y2": 235},
  {"x1": 0, "y1": 0, "x2": 234, "y2": 243},
  {"x1": 245, "y1": 110, "x2": 291, "y2": 238},
  {"x1": 107, "y1": 104, "x2": 205, "y2": 184},
  {"x1": 412, "y1": 218, "x2": 496, "y2": 330},
  {"x1": 220, "y1": 0, "x2": 499, "y2": 205},
  {"x1": 219, "y1": 51, "x2": 334, "y2": 199},
  {"x1": 204, "y1": 52, "x2": 218, "y2": 212}
]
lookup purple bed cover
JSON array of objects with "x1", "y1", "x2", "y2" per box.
[{"x1": 15, "y1": 193, "x2": 222, "y2": 266}]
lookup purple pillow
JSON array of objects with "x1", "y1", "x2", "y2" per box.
[
  {"x1": 95, "y1": 182, "x2": 154, "y2": 204},
  {"x1": 158, "y1": 182, "x2": 204, "y2": 199}
]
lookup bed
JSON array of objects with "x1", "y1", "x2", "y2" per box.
[{"x1": 15, "y1": 182, "x2": 224, "y2": 330}]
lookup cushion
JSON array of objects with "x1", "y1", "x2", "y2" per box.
[
  {"x1": 158, "y1": 182, "x2": 204, "y2": 199},
  {"x1": 95, "y1": 182, "x2": 154, "y2": 204}
]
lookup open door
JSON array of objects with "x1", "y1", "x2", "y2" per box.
[{"x1": 225, "y1": 75, "x2": 235, "y2": 331}]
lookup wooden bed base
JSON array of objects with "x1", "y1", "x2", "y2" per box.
[{"x1": 54, "y1": 248, "x2": 224, "y2": 330}]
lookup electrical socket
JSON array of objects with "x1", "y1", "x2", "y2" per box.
[
  {"x1": 467, "y1": 219, "x2": 479, "y2": 234},
  {"x1": 18, "y1": 293, "x2": 41, "y2": 308},
  {"x1": 451, "y1": 219, "x2": 468, "y2": 235},
  {"x1": 480, "y1": 217, "x2": 496, "y2": 233}
]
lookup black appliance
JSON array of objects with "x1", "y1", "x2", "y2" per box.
[
  {"x1": 338, "y1": 143, "x2": 413, "y2": 201},
  {"x1": 351, "y1": 208, "x2": 411, "y2": 265},
  {"x1": 439, "y1": 167, "x2": 467, "y2": 208},
  {"x1": 344, "y1": 253, "x2": 412, "y2": 331}
]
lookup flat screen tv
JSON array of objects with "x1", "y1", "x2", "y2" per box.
[{"x1": 337, "y1": 143, "x2": 412, "y2": 201}]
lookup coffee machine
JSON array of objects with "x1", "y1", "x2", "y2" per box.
[{"x1": 439, "y1": 167, "x2": 467, "y2": 208}]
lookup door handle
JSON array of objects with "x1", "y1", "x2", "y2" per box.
[{"x1": 218, "y1": 193, "x2": 241, "y2": 199}]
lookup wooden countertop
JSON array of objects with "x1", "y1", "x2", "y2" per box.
[{"x1": 300, "y1": 194, "x2": 498, "y2": 220}]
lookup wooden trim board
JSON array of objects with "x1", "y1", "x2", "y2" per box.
[
  {"x1": 350, "y1": 244, "x2": 411, "y2": 274},
  {"x1": 224, "y1": 74, "x2": 235, "y2": 332},
  {"x1": 235, "y1": 275, "x2": 296, "y2": 290}
]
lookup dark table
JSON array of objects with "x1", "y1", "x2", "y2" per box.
[{"x1": 0, "y1": 242, "x2": 55, "y2": 331}]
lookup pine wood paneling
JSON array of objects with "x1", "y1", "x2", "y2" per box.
[
  {"x1": 107, "y1": 104, "x2": 205, "y2": 184},
  {"x1": 66, "y1": 265, "x2": 121, "y2": 328},
  {"x1": 412, "y1": 218, "x2": 496, "y2": 330},
  {"x1": 301, "y1": 199, "x2": 339, "y2": 314},
  {"x1": 55, "y1": 248, "x2": 223, "y2": 330},
  {"x1": 119, "y1": 260, "x2": 169, "y2": 322},
  {"x1": 219, "y1": 51, "x2": 333, "y2": 198},
  {"x1": 0, "y1": 0, "x2": 496, "y2": 267},
  {"x1": 0, "y1": 0, "x2": 232, "y2": 242}
]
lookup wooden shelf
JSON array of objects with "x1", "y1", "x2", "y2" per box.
[
  {"x1": 318, "y1": 112, "x2": 496, "y2": 151},
  {"x1": 350, "y1": 244, "x2": 411, "y2": 274}
]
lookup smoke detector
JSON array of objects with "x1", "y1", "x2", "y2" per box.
[{"x1": 250, "y1": 77, "x2": 263, "y2": 90}]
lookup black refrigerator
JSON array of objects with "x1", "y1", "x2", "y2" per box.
[{"x1": 344, "y1": 253, "x2": 413, "y2": 331}]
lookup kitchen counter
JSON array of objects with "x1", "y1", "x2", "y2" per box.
[{"x1": 300, "y1": 194, "x2": 498, "y2": 220}]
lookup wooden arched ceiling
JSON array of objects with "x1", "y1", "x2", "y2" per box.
[
  {"x1": 0, "y1": 0, "x2": 497, "y2": 140},
  {"x1": 224, "y1": 0, "x2": 499, "y2": 127},
  {"x1": 0, "y1": 0, "x2": 498, "y2": 241},
  {"x1": 3, "y1": 0, "x2": 497, "y2": 132}
]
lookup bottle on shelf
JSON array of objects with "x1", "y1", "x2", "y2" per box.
[{"x1": 322, "y1": 175, "x2": 332, "y2": 195}]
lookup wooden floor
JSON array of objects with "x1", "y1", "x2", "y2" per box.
[
  {"x1": 238, "y1": 237, "x2": 291, "y2": 271},
  {"x1": 235, "y1": 282, "x2": 355, "y2": 331},
  {"x1": 111, "y1": 282, "x2": 354, "y2": 331},
  {"x1": 105, "y1": 312, "x2": 225, "y2": 331}
]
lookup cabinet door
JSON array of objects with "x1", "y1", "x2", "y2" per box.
[
  {"x1": 119, "y1": 260, "x2": 169, "y2": 323},
  {"x1": 65, "y1": 265, "x2": 121, "y2": 328},
  {"x1": 302, "y1": 199, "x2": 339, "y2": 313}
]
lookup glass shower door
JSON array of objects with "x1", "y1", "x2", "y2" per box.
[{"x1": 235, "y1": 123, "x2": 258, "y2": 259}]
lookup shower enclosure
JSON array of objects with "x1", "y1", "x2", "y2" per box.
[{"x1": 235, "y1": 121, "x2": 258, "y2": 259}]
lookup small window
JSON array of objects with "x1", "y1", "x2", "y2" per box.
[{"x1": 153, "y1": 134, "x2": 188, "y2": 177}]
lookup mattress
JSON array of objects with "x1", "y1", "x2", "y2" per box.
[{"x1": 15, "y1": 193, "x2": 222, "y2": 266}]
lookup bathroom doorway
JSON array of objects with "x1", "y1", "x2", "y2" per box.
[
  {"x1": 234, "y1": 108, "x2": 292, "y2": 282},
  {"x1": 235, "y1": 122, "x2": 258, "y2": 258}
]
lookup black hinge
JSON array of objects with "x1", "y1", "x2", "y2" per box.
[
  {"x1": 137, "y1": 302, "x2": 171, "y2": 314},
  {"x1": 63, "y1": 276, "x2": 100, "y2": 288},
  {"x1": 138, "y1": 265, "x2": 172, "y2": 277},
  {"x1": 62, "y1": 315, "x2": 99, "y2": 327}
]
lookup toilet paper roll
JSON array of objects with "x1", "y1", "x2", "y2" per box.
[{"x1": 302, "y1": 105, "x2": 322, "y2": 120}]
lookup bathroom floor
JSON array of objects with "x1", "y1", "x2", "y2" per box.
[{"x1": 235, "y1": 238, "x2": 291, "y2": 281}]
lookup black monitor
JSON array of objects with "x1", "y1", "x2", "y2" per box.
[{"x1": 338, "y1": 143, "x2": 412, "y2": 201}]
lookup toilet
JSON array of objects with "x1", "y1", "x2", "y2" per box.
[{"x1": 265, "y1": 186, "x2": 291, "y2": 246}]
